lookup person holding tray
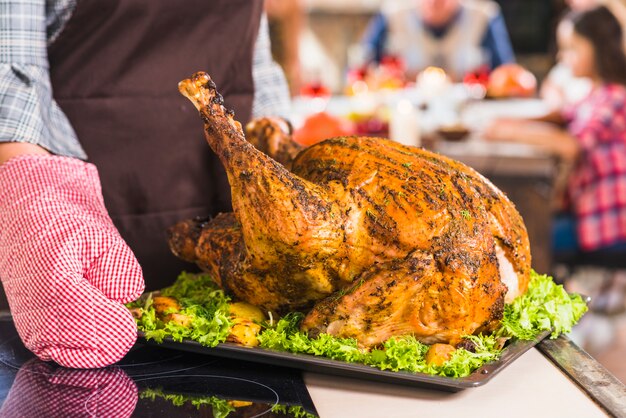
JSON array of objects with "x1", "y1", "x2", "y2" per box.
[{"x1": 0, "y1": 0, "x2": 289, "y2": 368}]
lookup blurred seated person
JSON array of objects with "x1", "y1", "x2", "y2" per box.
[
  {"x1": 486, "y1": 7, "x2": 626, "y2": 266},
  {"x1": 362, "y1": 0, "x2": 515, "y2": 81}
]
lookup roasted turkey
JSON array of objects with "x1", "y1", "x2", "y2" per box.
[{"x1": 170, "y1": 72, "x2": 531, "y2": 346}]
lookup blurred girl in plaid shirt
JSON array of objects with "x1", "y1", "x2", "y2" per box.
[
  {"x1": 487, "y1": 6, "x2": 626, "y2": 258},
  {"x1": 486, "y1": 6, "x2": 626, "y2": 313}
]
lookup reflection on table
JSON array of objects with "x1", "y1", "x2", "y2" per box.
[{"x1": 0, "y1": 318, "x2": 318, "y2": 418}]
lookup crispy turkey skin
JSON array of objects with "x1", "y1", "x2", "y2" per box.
[{"x1": 173, "y1": 72, "x2": 531, "y2": 347}]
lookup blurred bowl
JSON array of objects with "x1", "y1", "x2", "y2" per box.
[{"x1": 436, "y1": 125, "x2": 470, "y2": 142}]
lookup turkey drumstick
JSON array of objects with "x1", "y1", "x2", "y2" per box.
[{"x1": 179, "y1": 72, "x2": 346, "y2": 311}]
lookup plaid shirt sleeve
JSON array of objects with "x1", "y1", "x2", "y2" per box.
[
  {"x1": 0, "y1": 0, "x2": 86, "y2": 159},
  {"x1": 251, "y1": 14, "x2": 291, "y2": 119}
]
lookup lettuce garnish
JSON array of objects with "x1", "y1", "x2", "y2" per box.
[
  {"x1": 258, "y1": 317, "x2": 503, "y2": 378},
  {"x1": 128, "y1": 272, "x2": 232, "y2": 346},
  {"x1": 129, "y1": 270, "x2": 587, "y2": 379},
  {"x1": 498, "y1": 272, "x2": 588, "y2": 339}
]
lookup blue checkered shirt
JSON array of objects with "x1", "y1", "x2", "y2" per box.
[{"x1": 0, "y1": 0, "x2": 290, "y2": 159}]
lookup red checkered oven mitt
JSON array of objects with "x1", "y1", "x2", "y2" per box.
[{"x1": 0, "y1": 155, "x2": 145, "y2": 368}]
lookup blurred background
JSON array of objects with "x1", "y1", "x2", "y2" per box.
[
  {"x1": 269, "y1": 0, "x2": 569, "y2": 94},
  {"x1": 266, "y1": 0, "x2": 626, "y2": 384}
]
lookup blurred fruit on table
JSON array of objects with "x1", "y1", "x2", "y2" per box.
[
  {"x1": 299, "y1": 81, "x2": 331, "y2": 98},
  {"x1": 298, "y1": 80, "x2": 332, "y2": 114},
  {"x1": 293, "y1": 111, "x2": 354, "y2": 146},
  {"x1": 487, "y1": 63, "x2": 537, "y2": 99},
  {"x1": 345, "y1": 55, "x2": 407, "y2": 95},
  {"x1": 347, "y1": 111, "x2": 389, "y2": 137},
  {"x1": 463, "y1": 65, "x2": 490, "y2": 89},
  {"x1": 346, "y1": 66, "x2": 369, "y2": 96},
  {"x1": 376, "y1": 56, "x2": 407, "y2": 90}
]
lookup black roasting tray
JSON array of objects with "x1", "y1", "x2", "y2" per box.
[{"x1": 137, "y1": 329, "x2": 551, "y2": 393}]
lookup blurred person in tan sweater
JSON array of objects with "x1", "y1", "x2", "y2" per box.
[{"x1": 362, "y1": 0, "x2": 515, "y2": 81}]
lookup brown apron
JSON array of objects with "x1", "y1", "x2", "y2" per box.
[{"x1": 47, "y1": 0, "x2": 262, "y2": 291}]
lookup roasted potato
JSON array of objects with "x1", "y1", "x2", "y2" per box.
[
  {"x1": 151, "y1": 296, "x2": 194, "y2": 326},
  {"x1": 152, "y1": 296, "x2": 181, "y2": 316},
  {"x1": 425, "y1": 343, "x2": 456, "y2": 366},
  {"x1": 227, "y1": 317, "x2": 262, "y2": 347},
  {"x1": 228, "y1": 302, "x2": 265, "y2": 323},
  {"x1": 168, "y1": 312, "x2": 193, "y2": 327}
]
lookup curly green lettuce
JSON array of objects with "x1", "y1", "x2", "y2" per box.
[
  {"x1": 498, "y1": 272, "x2": 588, "y2": 339},
  {"x1": 258, "y1": 313, "x2": 503, "y2": 378},
  {"x1": 128, "y1": 272, "x2": 232, "y2": 346},
  {"x1": 129, "y1": 270, "x2": 588, "y2": 379}
]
